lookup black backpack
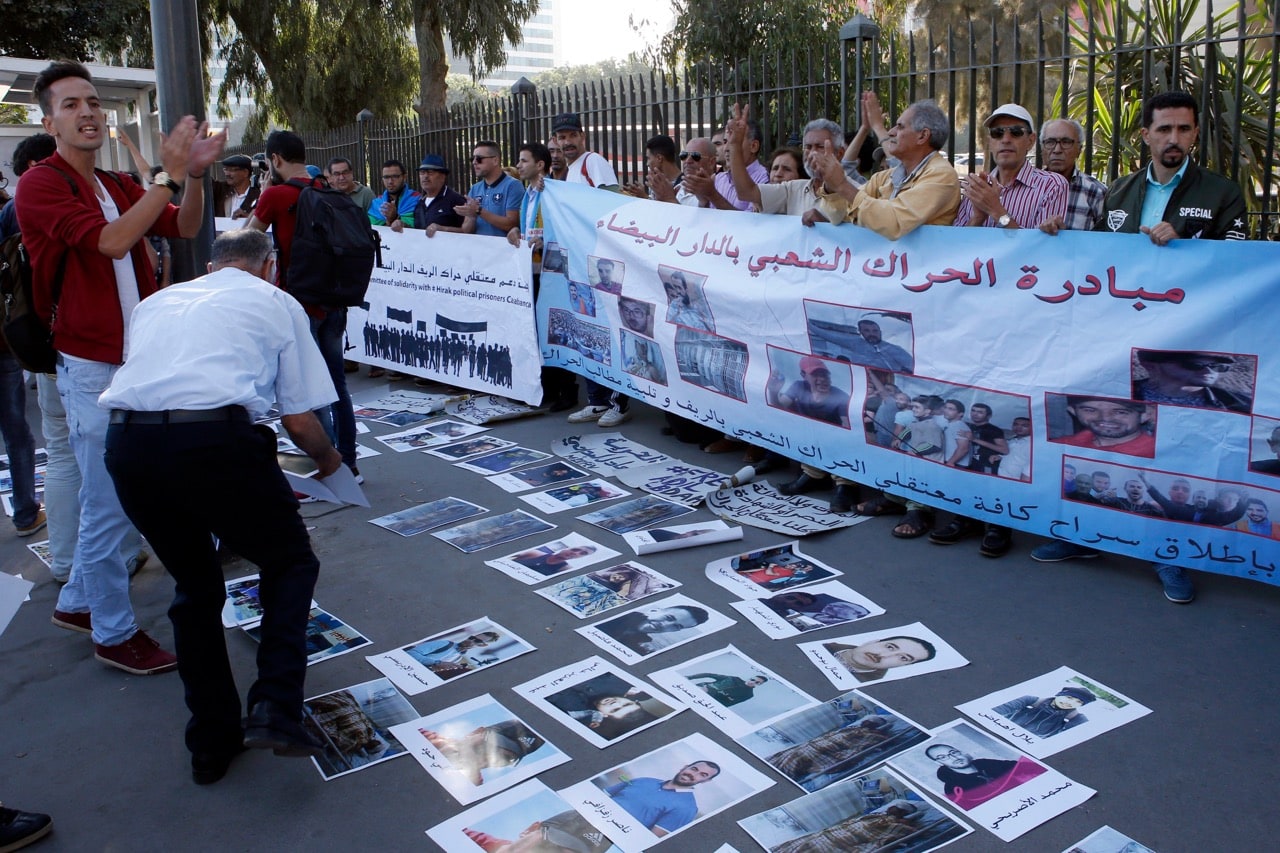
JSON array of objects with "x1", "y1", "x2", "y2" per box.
[{"x1": 285, "y1": 178, "x2": 379, "y2": 307}]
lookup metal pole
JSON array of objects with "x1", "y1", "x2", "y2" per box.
[
  {"x1": 357, "y1": 109, "x2": 374, "y2": 187},
  {"x1": 150, "y1": 0, "x2": 210, "y2": 282}
]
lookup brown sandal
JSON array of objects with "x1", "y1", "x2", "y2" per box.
[
  {"x1": 891, "y1": 509, "x2": 932, "y2": 538},
  {"x1": 856, "y1": 495, "x2": 906, "y2": 516}
]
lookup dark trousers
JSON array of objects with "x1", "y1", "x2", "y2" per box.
[{"x1": 105, "y1": 418, "x2": 320, "y2": 755}]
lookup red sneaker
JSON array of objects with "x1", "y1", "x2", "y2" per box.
[
  {"x1": 51, "y1": 609, "x2": 92, "y2": 634},
  {"x1": 94, "y1": 630, "x2": 178, "y2": 675}
]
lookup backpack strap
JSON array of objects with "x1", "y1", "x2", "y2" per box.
[{"x1": 30, "y1": 163, "x2": 83, "y2": 318}]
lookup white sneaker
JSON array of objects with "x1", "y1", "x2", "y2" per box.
[
  {"x1": 597, "y1": 405, "x2": 632, "y2": 428},
  {"x1": 567, "y1": 405, "x2": 609, "y2": 423}
]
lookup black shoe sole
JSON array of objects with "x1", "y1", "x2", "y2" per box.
[{"x1": 243, "y1": 727, "x2": 325, "y2": 758}]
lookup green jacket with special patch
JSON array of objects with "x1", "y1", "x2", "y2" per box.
[{"x1": 1094, "y1": 160, "x2": 1247, "y2": 240}]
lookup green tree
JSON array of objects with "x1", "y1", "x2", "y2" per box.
[
  {"x1": 650, "y1": 0, "x2": 865, "y2": 68},
  {"x1": 446, "y1": 73, "x2": 492, "y2": 107},
  {"x1": 0, "y1": 0, "x2": 151, "y2": 64},
  {"x1": 207, "y1": 0, "x2": 419, "y2": 135},
  {"x1": 0, "y1": 104, "x2": 31, "y2": 125},
  {"x1": 533, "y1": 56, "x2": 655, "y2": 90},
  {"x1": 412, "y1": 0, "x2": 540, "y2": 112}
]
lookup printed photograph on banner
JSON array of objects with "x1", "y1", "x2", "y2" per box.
[
  {"x1": 578, "y1": 495, "x2": 695, "y2": 534},
  {"x1": 588, "y1": 255, "x2": 625, "y2": 294},
  {"x1": 1248, "y1": 415, "x2": 1280, "y2": 477},
  {"x1": 800, "y1": 621, "x2": 968, "y2": 688},
  {"x1": 707, "y1": 480, "x2": 871, "y2": 535},
  {"x1": 552, "y1": 433, "x2": 674, "y2": 474},
  {"x1": 764, "y1": 346, "x2": 855, "y2": 430},
  {"x1": 566, "y1": 281, "x2": 597, "y2": 316},
  {"x1": 455, "y1": 446, "x2": 554, "y2": 475},
  {"x1": 25, "y1": 540, "x2": 53, "y2": 570},
  {"x1": 485, "y1": 532, "x2": 621, "y2": 585},
  {"x1": 739, "y1": 767, "x2": 971, "y2": 853},
  {"x1": 367, "y1": 617, "x2": 535, "y2": 695},
  {"x1": 648, "y1": 645, "x2": 816, "y2": 739},
  {"x1": 542, "y1": 240, "x2": 568, "y2": 273},
  {"x1": 1062, "y1": 825, "x2": 1156, "y2": 853},
  {"x1": 389, "y1": 694, "x2": 568, "y2": 805},
  {"x1": 878, "y1": 374, "x2": 1033, "y2": 475},
  {"x1": 519, "y1": 479, "x2": 631, "y2": 514},
  {"x1": 425, "y1": 435, "x2": 517, "y2": 461},
  {"x1": 1060, "y1": 454, "x2": 1280, "y2": 541},
  {"x1": 622, "y1": 520, "x2": 742, "y2": 555},
  {"x1": 804, "y1": 300, "x2": 917, "y2": 374},
  {"x1": 731, "y1": 581, "x2": 885, "y2": 639},
  {"x1": 887, "y1": 720, "x2": 1095, "y2": 842},
  {"x1": 303, "y1": 677, "x2": 419, "y2": 780},
  {"x1": 559, "y1": 731, "x2": 774, "y2": 853},
  {"x1": 619, "y1": 329, "x2": 668, "y2": 385},
  {"x1": 433, "y1": 509, "x2": 557, "y2": 553},
  {"x1": 674, "y1": 327, "x2": 749, "y2": 401},
  {"x1": 706, "y1": 541, "x2": 842, "y2": 599},
  {"x1": 956, "y1": 665, "x2": 1152, "y2": 759},
  {"x1": 375, "y1": 420, "x2": 489, "y2": 452},
  {"x1": 1131, "y1": 347, "x2": 1256, "y2": 414},
  {"x1": 368, "y1": 497, "x2": 486, "y2": 537},
  {"x1": 244, "y1": 606, "x2": 369, "y2": 666},
  {"x1": 738, "y1": 690, "x2": 931, "y2": 793},
  {"x1": 658, "y1": 264, "x2": 715, "y2": 332},
  {"x1": 515, "y1": 656, "x2": 685, "y2": 748},
  {"x1": 376, "y1": 410, "x2": 435, "y2": 428},
  {"x1": 1045, "y1": 393, "x2": 1157, "y2": 458},
  {"x1": 614, "y1": 459, "x2": 725, "y2": 506},
  {"x1": 576, "y1": 593, "x2": 733, "y2": 665},
  {"x1": 536, "y1": 562, "x2": 681, "y2": 618},
  {"x1": 487, "y1": 460, "x2": 590, "y2": 493},
  {"x1": 549, "y1": 305, "x2": 611, "y2": 365},
  {"x1": 426, "y1": 780, "x2": 622, "y2": 853},
  {"x1": 617, "y1": 295, "x2": 655, "y2": 339}
]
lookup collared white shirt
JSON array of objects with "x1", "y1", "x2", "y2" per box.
[{"x1": 99, "y1": 266, "x2": 337, "y2": 417}]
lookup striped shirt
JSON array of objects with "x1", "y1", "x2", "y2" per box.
[
  {"x1": 955, "y1": 160, "x2": 1069, "y2": 228},
  {"x1": 1062, "y1": 168, "x2": 1107, "y2": 231}
]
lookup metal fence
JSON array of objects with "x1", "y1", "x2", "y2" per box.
[{"x1": 227, "y1": 2, "x2": 1280, "y2": 236}]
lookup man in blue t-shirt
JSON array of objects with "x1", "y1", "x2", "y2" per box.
[
  {"x1": 604, "y1": 760, "x2": 720, "y2": 836},
  {"x1": 457, "y1": 140, "x2": 523, "y2": 238}
]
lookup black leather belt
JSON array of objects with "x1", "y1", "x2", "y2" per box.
[{"x1": 109, "y1": 406, "x2": 250, "y2": 425}]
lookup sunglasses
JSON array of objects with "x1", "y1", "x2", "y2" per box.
[
  {"x1": 1177, "y1": 359, "x2": 1232, "y2": 371},
  {"x1": 472, "y1": 154, "x2": 496, "y2": 162},
  {"x1": 989, "y1": 126, "x2": 1031, "y2": 139},
  {"x1": 678, "y1": 151, "x2": 703, "y2": 162}
]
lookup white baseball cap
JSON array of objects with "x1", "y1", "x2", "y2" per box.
[{"x1": 985, "y1": 104, "x2": 1035, "y2": 132}]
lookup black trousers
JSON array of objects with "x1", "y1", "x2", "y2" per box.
[{"x1": 105, "y1": 418, "x2": 320, "y2": 755}]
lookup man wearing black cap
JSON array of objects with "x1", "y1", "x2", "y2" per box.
[
  {"x1": 391, "y1": 154, "x2": 466, "y2": 235},
  {"x1": 220, "y1": 154, "x2": 259, "y2": 219}
]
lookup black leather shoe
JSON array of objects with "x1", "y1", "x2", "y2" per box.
[
  {"x1": 244, "y1": 700, "x2": 325, "y2": 758},
  {"x1": 0, "y1": 805, "x2": 52, "y2": 850},
  {"x1": 929, "y1": 518, "x2": 977, "y2": 545},
  {"x1": 777, "y1": 473, "x2": 830, "y2": 495},
  {"x1": 829, "y1": 484, "x2": 858, "y2": 514},
  {"x1": 548, "y1": 395, "x2": 578, "y2": 413},
  {"x1": 192, "y1": 744, "x2": 246, "y2": 785},
  {"x1": 979, "y1": 524, "x2": 1012, "y2": 558}
]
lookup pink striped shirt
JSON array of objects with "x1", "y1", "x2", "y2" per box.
[{"x1": 955, "y1": 161, "x2": 1069, "y2": 228}]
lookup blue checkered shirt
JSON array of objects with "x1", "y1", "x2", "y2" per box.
[{"x1": 1063, "y1": 169, "x2": 1107, "y2": 231}]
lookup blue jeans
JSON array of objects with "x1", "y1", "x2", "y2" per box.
[
  {"x1": 309, "y1": 309, "x2": 355, "y2": 468},
  {"x1": 53, "y1": 356, "x2": 137, "y2": 645},
  {"x1": 0, "y1": 351, "x2": 39, "y2": 529},
  {"x1": 36, "y1": 372, "x2": 141, "y2": 583}
]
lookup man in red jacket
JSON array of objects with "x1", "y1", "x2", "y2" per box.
[{"x1": 17, "y1": 60, "x2": 225, "y2": 675}]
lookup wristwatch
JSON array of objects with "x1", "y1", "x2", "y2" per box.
[
  {"x1": 152, "y1": 172, "x2": 181, "y2": 195},
  {"x1": 996, "y1": 213, "x2": 1013, "y2": 228}
]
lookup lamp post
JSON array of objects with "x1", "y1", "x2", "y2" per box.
[
  {"x1": 357, "y1": 108, "x2": 374, "y2": 187},
  {"x1": 840, "y1": 14, "x2": 882, "y2": 134},
  {"x1": 509, "y1": 76, "x2": 537, "y2": 159}
]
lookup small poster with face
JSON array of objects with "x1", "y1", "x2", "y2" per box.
[
  {"x1": 425, "y1": 435, "x2": 518, "y2": 461},
  {"x1": 737, "y1": 690, "x2": 931, "y2": 793},
  {"x1": 304, "y1": 678, "x2": 419, "y2": 781},
  {"x1": 426, "y1": 780, "x2": 622, "y2": 853},
  {"x1": 621, "y1": 520, "x2": 743, "y2": 555},
  {"x1": 515, "y1": 656, "x2": 685, "y2": 748},
  {"x1": 648, "y1": 645, "x2": 816, "y2": 739},
  {"x1": 244, "y1": 606, "x2": 370, "y2": 666},
  {"x1": 578, "y1": 495, "x2": 695, "y2": 535},
  {"x1": 706, "y1": 541, "x2": 842, "y2": 599},
  {"x1": 956, "y1": 665, "x2": 1152, "y2": 758},
  {"x1": 455, "y1": 446, "x2": 555, "y2": 475},
  {"x1": 485, "y1": 532, "x2": 621, "y2": 585},
  {"x1": 375, "y1": 419, "x2": 489, "y2": 452},
  {"x1": 799, "y1": 622, "x2": 968, "y2": 688},
  {"x1": 536, "y1": 562, "x2": 681, "y2": 619},
  {"x1": 887, "y1": 720, "x2": 1095, "y2": 842},
  {"x1": 432, "y1": 510, "x2": 556, "y2": 553},
  {"x1": 730, "y1": 581, "x2": 884, "y2": 638},
  {"x1": 519, "y1": 479, "x2": 631, "y2": 514},
  {"x1": 367, "y1": 617, "x2": 535, "y2": 695},
  {"x1": 389, "y1": 694, "x2": 568, "y2": 805},
  {"x1": 487, "y1": 460, "x2": 591, "y2": 493},
  {"x1": 576, "y1": 593, "x2": 734, "y2": 665}
]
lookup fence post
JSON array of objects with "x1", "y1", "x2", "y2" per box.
[
  {"x1": 357, "y1": 108, "x2": 374, "y2": 187},
  {"x1": 840, "y1": 14, "x2": 882, "y2": 132},
  {"x1": 511, "y1": 77, "x2": 538, "y2": 157}
]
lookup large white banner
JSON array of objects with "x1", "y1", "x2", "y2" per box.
[{"x1": 536, "y1": 180, "x2": 1280, "y2": 586}]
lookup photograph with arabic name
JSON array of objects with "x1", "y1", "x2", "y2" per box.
[
  {"x1": 244, "y1": 606, "x2": 370, "y2": 667},
  {"x1": 576, "y1": 593, "x2": 734, "y2": 665},
  {"x1": 424, "y1": 435, "x2": 516, "y2": 461},
  {"x1": 485, "y1": 531, "x2": 621, "y2": 585},
  {"x1": 432, "y1": 509, "x2": 557, "y2": 553},
  {"x1": 536, "y1": 561, "x2": 681, "y2": 619},
  {"x1": 366, "y1": 617, "x2": 535, "y2": 695},
  {"x1": 887, "y1": 721, "x2": 1095, "y2": 843},
  {"x1": 455, "y1": 446, "x2": 554, "y2": 475},
  {"x1": 731, "y1": 580, "x2": 885, "y2": 639},
  {"x1": 799, "y1": 621, "x2": 968, "y2": 689},
  {"x1": 738, "y1": 767, "x2": 971, "y2": 853},
  {"x1": 368, "y1": 497, "x2": 486, "y2": 537},
  {"x1": 486, "y1": 459, "x2": 590, "y2": 493},
  {"x1": 519, "y1": 479, "x2": 631, "y2": 514},
  {"x1": 956, "y1": 665, "x2": 1152, "y2": 759},
  {"x1": 578, "y1": 494, "x2": 695, "y2": 535},
  {"x1": 738, "y1": 689, "x2": 931, "y2": 794},
  {"x1": 706, "y1": 541, "x2": 842, "y2": 599},
  {"x1": 427, "y1": 780, "x2": 622, "y2": 853},
  {"x1": 303, "y1": 677, "x2": 419, "y2": 781}
]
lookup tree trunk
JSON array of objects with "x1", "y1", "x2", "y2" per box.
[{"x1": 415, "y1": 1, "x2": 450, "y2": 113}]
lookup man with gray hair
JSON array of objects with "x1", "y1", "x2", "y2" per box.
[
  {"x1": 726, "y1": 105, "x2": 843, "y2": 216},
  {"x1": 1037, "y1": 117, "x2": 1106, "y2": 233},
  {"x1": 101, "y1": 227, "x2": 341, "y2": 783}
]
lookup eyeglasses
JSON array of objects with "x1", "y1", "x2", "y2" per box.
[
  {"x1": 1041, "y1": 137, "x2": 1079, "y2": 149},
  {"x1": 1177, "y1": 359, "x2": 1232, "y2": 371},
  {"x1": 678, "y1": 151, "x2": 703, "y2": 162},
  {"x1": 988, "y1": 126, "x2": 1031, "y2": 139},
  {"x1": 329, "y1": 169, "x2": 352, "y2": 177},
  {"x1": 380, "y1": 173, "x2": 402, "y2": 180},
  {"x1": 472, "y1": 154, "x2": 496, "y2": 162}
]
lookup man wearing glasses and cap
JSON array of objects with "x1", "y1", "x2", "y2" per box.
[
  {"x1": 220, "y1": 154, "x2": 260, "y2": 219},
  {"x1": 1133, "y1": 350, "x2": 1251, "y2": 413},
  {"x1": 955, "y1": 103, "x2": 1068, "y2": 229},
  {"x1": 390, "y1": 154, "x2": 466, "y2": 236}
]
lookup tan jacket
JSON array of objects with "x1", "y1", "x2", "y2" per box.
[{"x1": 817, "y1": 151, "x2": 960, "y2": 239}]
